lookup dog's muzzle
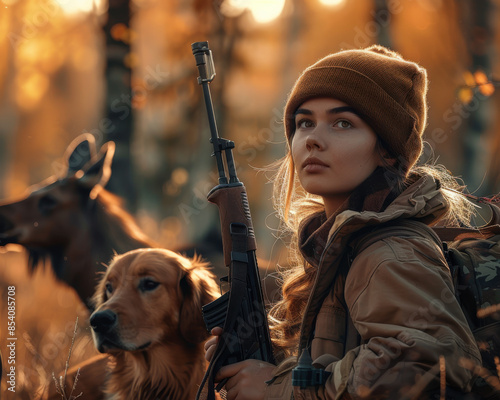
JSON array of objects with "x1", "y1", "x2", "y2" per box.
[
  {"x1": 90, "y1": 309, "x2": 152, "y2": 353},
  {"x1": 90, "y1": 309, "x2": 123, "y2": 352},
  {"x1": 90, "y1": 309, "x2": 118, "y2": 333}
]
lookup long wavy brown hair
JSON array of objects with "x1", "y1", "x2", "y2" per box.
[{"x1": 267, "y1": 138, "x2": 476, "y2": 358}]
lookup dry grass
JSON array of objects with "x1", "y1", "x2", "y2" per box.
[
  {"x1": 0, "y1": 245, "x2": 98, "y2": 399},
  {"x1": 51, "y1": 318, "x2": 82, "y2": 400}
]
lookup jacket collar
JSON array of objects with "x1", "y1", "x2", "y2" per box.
[
  {"x1": 298, "y1": 170, "x2": 449, "y2": 268},
  {"x1": 299, "y1": 167, "x2": 403, "y2": 268}
]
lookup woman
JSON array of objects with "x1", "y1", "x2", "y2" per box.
[{"x1": 205, "y1": 45, "x2": 482, "y2": 400}]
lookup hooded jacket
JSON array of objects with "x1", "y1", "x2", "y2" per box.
[{"x1": 265, "y1": 172, "x2": 481, "y2": 400}]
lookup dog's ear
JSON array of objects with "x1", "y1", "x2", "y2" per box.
[{"x1": 178, "y1": 257, "x2": 218, "y2": 344}]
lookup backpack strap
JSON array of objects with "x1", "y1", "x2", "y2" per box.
[
  {"x1": 348, "y1": 219, "x2": 443, "y2": 263},
  {"x1": 432, "y1": 203, "x2": 500, "y2": 242},
  {"x1": 432, "y1": 225, "x2": 500, "y2": 242}
]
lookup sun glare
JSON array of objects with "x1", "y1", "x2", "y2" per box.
[
  {"x1": 319, "y1": 0, "x2": 346, "y2": 6},
  {"x1": 222, "y1": 0, "x2": 286, "y2": 24},
  {"x1": 52, "y1": 0, "x2": 103, "y2": 15},
  {"x1": 249, "y1": 0, "x2": 286, "y2": 23}
]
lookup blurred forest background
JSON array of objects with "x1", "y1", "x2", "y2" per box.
[{"x1": 0, "y1": 0, "x2": 499, "y2": 398}]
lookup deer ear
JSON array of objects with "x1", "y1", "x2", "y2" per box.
[
  {"x1": 64, "y1": 133, "x2": 97, "y2": 177},
  {"x1": 79, "y1": 141, "x2": 116, "y2": 199}
]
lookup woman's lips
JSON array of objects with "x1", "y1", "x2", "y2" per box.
[
  {"x1": 302, "y1": 157, "x2": 329, "y2": 172},
  {"x1": 303, "y1": 164, "x2": 328, "y2": 172}
]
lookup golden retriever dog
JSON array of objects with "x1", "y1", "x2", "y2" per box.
[{"x1": 87, "y1": 248, "x2": 219, "y2": 400}]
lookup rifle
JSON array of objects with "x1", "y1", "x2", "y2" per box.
[{"x1": 192, "y1": 41, "x2": 275, "y2": 400}]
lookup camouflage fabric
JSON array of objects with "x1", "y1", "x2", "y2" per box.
[
  {"x1": 450, "y1": 234, "x2": 500, "y2": 327},
  {"x1": 448, "y1": 232, "x2": 500, "y2": 399}
]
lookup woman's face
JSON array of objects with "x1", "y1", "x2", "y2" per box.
[{"x1": 291, "y1": 97, "x2": 382, "y2": 215}]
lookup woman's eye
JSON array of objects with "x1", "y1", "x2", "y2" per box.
[
  {"x1": 335, "y1": 120, "x2": 352, "y2": 129},
  {"x1": 296, "y1": 119, "x2": 314, "y2": 129},
  {"x1": 139, "y1": 278, "x2": 160, "y2": 292}
]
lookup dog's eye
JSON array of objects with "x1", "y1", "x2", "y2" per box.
[
  {"x1": 105, "y1": 282, "x2": 113, "y2": 295},
  {"x1": 139, "y1": 278, "x2": 160, "y2": 292}
]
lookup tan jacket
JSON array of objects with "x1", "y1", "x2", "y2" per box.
[{"x1": 265, "y1": 174, "x2": 481, "y2": 400}]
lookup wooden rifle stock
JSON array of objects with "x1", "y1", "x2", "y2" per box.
[
  {"x1": 192, "y1": 41, "x2": 275, "y2": 400},
  {"x1": 208, "y1": 184, "x2": 256, "y2": 266}
]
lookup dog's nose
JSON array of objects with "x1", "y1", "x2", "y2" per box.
[{"x1": 90, "y1": 309, "x2": 117, "y2": 333}]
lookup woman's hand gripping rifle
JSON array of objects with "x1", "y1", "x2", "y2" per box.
[{"x1": 192, "y1": 41, "x2": 275, "y2": 400}]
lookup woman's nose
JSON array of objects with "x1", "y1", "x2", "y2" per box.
[{"x1": 305, "y1": 131, "x2": 324, "y2": 151}]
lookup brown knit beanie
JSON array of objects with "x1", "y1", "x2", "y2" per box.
[{"x1": 284, "y1": 45, "x2": 428, "y2": 173}]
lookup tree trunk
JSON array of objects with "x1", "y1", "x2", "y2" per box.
[
  {"x1": 374, "y1": 0, "x2": 392, "y2": 48},
  {"x1": 458, "y1": 0, "x2": 495, "y2": 195},
  {"x1": 102, "y1": 0, "x2": 137, "y2": 211}
]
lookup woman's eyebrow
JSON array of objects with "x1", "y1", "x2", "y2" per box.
[
  {"x1": 294, "y1": 108, "x2": 312, "y2": 116},
  {"x1": 327, "y1": 106, "x2": 359, "y2": 116},
  {"x1": 294, "y1": 106, "x2": 360, "y2": 117}
]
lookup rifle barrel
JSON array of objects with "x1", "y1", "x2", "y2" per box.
[{"x1": 192, "y1": 41, "x2": 228, "y2": 185}]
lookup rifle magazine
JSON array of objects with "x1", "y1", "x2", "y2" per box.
[{"x1": 202, "y1": 291, "x2": 229, "y2": 332}]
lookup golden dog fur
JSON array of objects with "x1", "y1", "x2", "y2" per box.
[{"x1": 46, "y1": 248, "x2": 219, "y2": 400}]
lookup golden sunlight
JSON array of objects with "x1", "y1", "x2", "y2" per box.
[
  {"x1": 52, "y1": 0, "x2": 103, "y2": 15},
  {"x1": 15, "y1": 68, "x2": 50, "y2": 110},
  {"x1": 318, "y1": 0, "x2": 346, "y2": 6},
  {"x1": 221, "y1": 0, "x2": 286, "y2": 24}
]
